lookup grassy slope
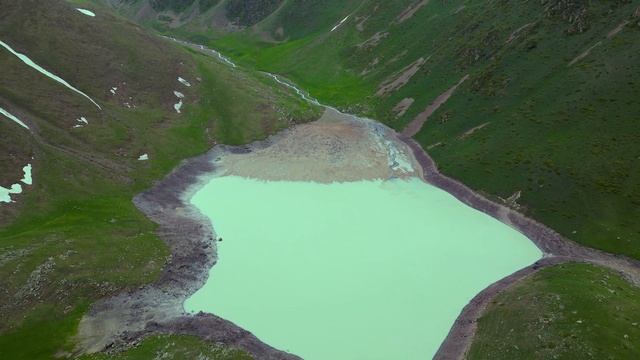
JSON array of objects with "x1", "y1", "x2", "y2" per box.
[
  {"x1": 468, "y1": 263, "x2": 640, "y2": 359},
  {"x1": 0, "y1": 0, "x2": 317, "y2": 359},
  {"x1": 159, "y1": 0, "x2": 640, "y2": 260},
  {"x1": 104, "y1": 0, "x2": 640, "y2": 357},
  {"x1": 79, "y1": 335, "x2": 251, "y2": 360}
]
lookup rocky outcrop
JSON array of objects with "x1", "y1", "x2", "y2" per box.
[{"x1": 540, "y1": 0, "x2": 590, "y2": 34}]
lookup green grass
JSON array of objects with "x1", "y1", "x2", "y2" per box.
[
  {"x1": 469, "y1": 263, "x2": 640, "y2": 359},
  {"x1": 0, "y1": 1, "x2": 318, "y2": 358},
  {"x1": 80, "y1": 335, "x2": 251, "y2": 360},
  {"x1": 142, "y1": 0, "x2": 640, "y2": 260},
  {"x1": 4, "y1": 0, "x2": 640, "y2": 358},
  {"x1": 0, "y1": 304, "x2": 88, "y2": 359}
]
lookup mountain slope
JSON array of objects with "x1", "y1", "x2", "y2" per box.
[
  {"x1": 118, "y1": 0, "x2": 640, "y2": 261},
  {"x1": 94, "y1": 1, "x2": 640, "y2": 358},
  {"x1": 0, "y1": 1, "x2": 317, "y2": 358}
]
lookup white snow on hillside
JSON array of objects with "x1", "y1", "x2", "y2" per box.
[
  {"x1": 0, "y1": 40, "x2": 102, "y2": 110},
  {"x1": 0, "y1": 106, "x2": 29, "y2": 130}
]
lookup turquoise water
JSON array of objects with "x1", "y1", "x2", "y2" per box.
[{"x1": 185, "y1": 176, "x2": 541, "y2": 359}]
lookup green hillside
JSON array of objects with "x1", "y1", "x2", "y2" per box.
[
  {"x1": 469, "y1": 263, "x2": 640, "y2": 359},
  {"x1": 94, "y1": 0, "x2": 640, "y2": 358},
  {"x1": 0, "y1": 0, "x2": 317, "y2": 358},
  {"x1": 2, "y1": 0, "x2": 640, "y2": 358},
  {"x1": 120, "y1": 0, "x2": 640, "y2": 261}
]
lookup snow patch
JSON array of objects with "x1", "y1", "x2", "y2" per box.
[
  {"x1": 21, "y1": 164, "x2": 32, "y2": 185},
  {"x1": 178, "y1": 77, "x2": 191, "y2": 87},
  {"x1": 1, "y1": 163, "x2": 33, "y2": 204},
  {"x1": 110, "y1": 87, "x2": 118, "y2": 95},
  {"x1": 174, "y1": 100, "x2": 183, "y2": 113},
  {"x1": 138, "y1": 154, "x2": 149, "y2": 161},
  {"x1": 173, "y1": 90, "x2": 184, "y2": 113},
  {"x1": 76, "y1": 8, "x2": 96, "y2": 17},
  {"x1": 331, "y1": 15, "x2": 350, "y2": 32},
  {"x1": 0, "y1": 40, "x2": 101, "y2": 110},
  {"x1": 0, "y1": 106, "x2": 29, "y2": 130},
  {"x1": 0, "y1": 184, "x2": 22, "y2": 203},
  {"x1": 73, "y1": 116, "x2": 89, "y2": 128}
]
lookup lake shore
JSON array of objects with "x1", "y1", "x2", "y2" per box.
[
  {"x1": 400, "y1": 136, "x2": 640, "y2": 359},
  {"x1": 75, "y1": 39, "x2": 640, "y2": 360},
  {"x1": 76, "y1": 113, "x2": 640, "y2": 360},
  {"x1": 74, "y1": 145, "x2": 301, "y2": 360},
  {"x1": 74, "y1": 108, "x2": 419, "y2": 359}
]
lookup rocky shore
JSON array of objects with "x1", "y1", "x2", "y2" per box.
[
  {"x1": 75, "y1": 146, "x2": 300, "y2": 360},
  {"x1": 74, "y1": 108, "x2": 418, "y2": 359},
  {"x1": 401, "y1": 137, "x2": 640, "y2": 359},
  {"x1": 76, "y1": 39, "x2": 640, "y2": 360}
]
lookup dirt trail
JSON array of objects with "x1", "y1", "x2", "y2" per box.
[
  {"x1": 458, "y1": 122, "x2": 489, "y2": 139},
  {"x1": 392, "y1": 97, "x2": 415, "y2": 118},
  {"x1": 607, "y1": 20, "x2": 629, "y2": 38},
  {"x1": 505, "y1": 22, "x2": 535, "y2": 44},
  {"x1": 402, "y1": 74, "x2": 469, "y2": 137},
  {"x1": 357, "y1": 31, "x2": 389, "y2": 49}
]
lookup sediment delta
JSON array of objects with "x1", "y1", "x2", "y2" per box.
[{"x1": 220, "y1": 108, "x2": 419, "y2": 182}]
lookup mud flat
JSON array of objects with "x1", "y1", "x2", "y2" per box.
[{"x1": 219, "y1": 108, "x2": 420, "y2": 182}]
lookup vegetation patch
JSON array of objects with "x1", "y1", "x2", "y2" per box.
[{"x1": 469, "y1": 263, "x2": 640, "y2": 359}]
